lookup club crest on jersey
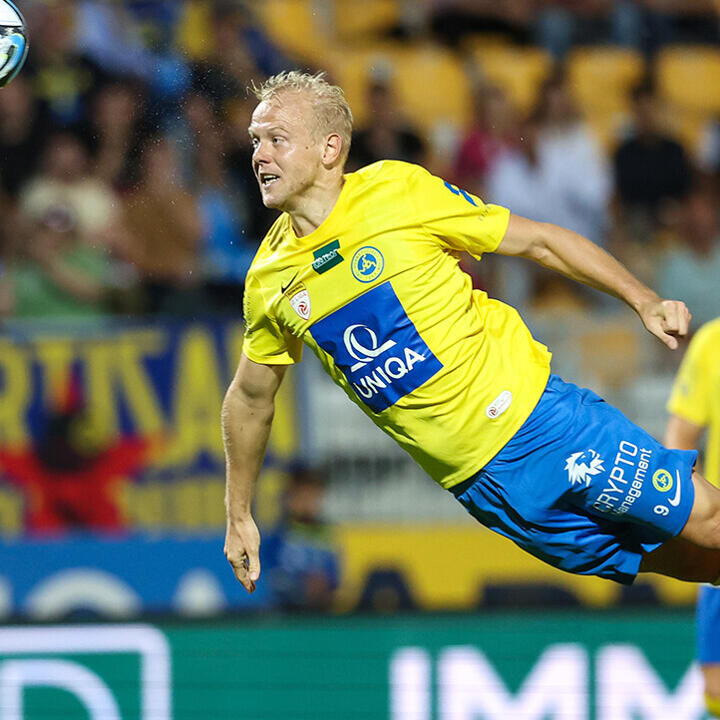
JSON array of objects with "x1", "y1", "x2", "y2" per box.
[
  {"x1": 486, "y1": 390, "x2": 513, "y2": 419},
  {"x1": 287, "y1": 284, "x2": 311, "y2": 320},
  {"x1": 565, "y1": 449, "x2": 605, "y2": 487},
  {"x1": 310, "y1": 282, "x2": 442, "y2": 412},
  {"x1": 351, "y1": 247, "x2": 384, "y2": 283}
]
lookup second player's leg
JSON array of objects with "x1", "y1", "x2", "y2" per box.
[{"x1": 639, "y1": 471, "x2": 720, "y2": 582}]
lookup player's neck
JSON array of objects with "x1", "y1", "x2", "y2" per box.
[{"x1": 288, "y1": 176, "x2": 345, "y2": 238}]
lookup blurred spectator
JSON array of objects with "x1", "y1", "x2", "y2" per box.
[
  {"x1": 0, "y1": 76, "x2": 51, "y2": 198},
  {"x1": 613, "y1": 80, "x2": 692, "y2": 237},
  {"x1": 263, "y1": 468, "x2": 340, "y2": 612},
  {"x1": 536, "y1": 0, "x2": 719, "y2": 58},
  {"x1": 80, "y1": 79, "x2": 153, "y2": 190},
  {"x1": 452, "y1": 83, "x2": 517, "y2": 198},
  {"x1": 535, "y1": 1, "x2": 644, "y2": 59},
  {"x1": 225, "y1": 96, "x2": 279, "y2": 241},
  {"x1": 696, "y1": 118, "x2": 720, "y2": 177},
  {"x1": 487, "y1": 73, "x2": 610, "y2": 309},
  {"x1": 184, "y1": 1, "x2": 290, "y2": 81},
  {"x1": 22, "y1": 3, "x2": 105, "y2": 128},
  {"x1": 121, "y1": 134, "x2": 203, "y2": 315},
  {"x1": 18, "y1": 132, "x2": 123, "y2": 247},
  {"x1": 425, "y1": 0, "x2": 534, "y2": 46},
  {"x1": 2, "y1": 131, "x2": 135, "y2": 319},
  {"x1": 490, "y1": 73, "x2": 610, "y2": 245},
  {"x1": 178, "y1": 92, "x2": 258, "y2": 314},
  {"x1": 189, "y1": 2, "x2": 279, "y2": 112},
  {"x1": 631, "y1": 0, "x2": 720, "y2": 54},
  {"x1": 655, "y1": 187, "x2": 720, "y2": 329},
  {"x1": 0, "y1": 210, "x2": 115, "y2": 319},
  {"x1": 74, "y1": 0, "x2": 191, "y2": 107},
  {"x1": 73, "y1": 0, "x2": 157, "y2": 79},
  {"x1": 347, "y1": 79, "x2": 426, "y2": 170}
]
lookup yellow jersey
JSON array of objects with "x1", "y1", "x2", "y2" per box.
[
  {"x1": 667, "y1": 317, "x2": 720, "y2": 487},
  {"x1": 243, "y1": 161, "x2": 551, "y2": 488}
]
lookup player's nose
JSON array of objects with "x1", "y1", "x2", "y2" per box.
[{"x1": 252, "y1": 140, "x2": 272, "y2": 164}]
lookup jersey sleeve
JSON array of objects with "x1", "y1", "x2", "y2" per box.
[
  {"x1": 242, "y1": 272, "x2": 303, "y2": 365},
  {"x1": 407, "y1": 164, "x2": 510, "y2": 258},
  {"x1": 667, "y1": 327, "x2": 711, "y2": 427}
]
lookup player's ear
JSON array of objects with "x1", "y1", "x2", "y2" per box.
[{"x1": 322, "y1": 133, "x2": 343, "y2": 166}]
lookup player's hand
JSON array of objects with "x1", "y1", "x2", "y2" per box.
[
  {"x1": 638, "y1": 298, "x2": 691, "y2": 350},
  {"x1": 224, "y1": 515, "x2": 261, "y2": 593}
]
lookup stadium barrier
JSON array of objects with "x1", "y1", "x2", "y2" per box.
[{"x1": 0, "y1": 612, "x2": 702, "y2": 719}]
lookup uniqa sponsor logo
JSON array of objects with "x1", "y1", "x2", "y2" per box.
[{"x1": 343, "y1": 324, "x2": 426, "y2": 399}]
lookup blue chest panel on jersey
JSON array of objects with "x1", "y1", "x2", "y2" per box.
[{"x1": 310, "y1": 282, "x2": 443, "y2": 412}]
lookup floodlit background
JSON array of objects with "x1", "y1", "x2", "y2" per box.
[{"x1": 0, "y1": 0, "x2": 719, "y2": 717}]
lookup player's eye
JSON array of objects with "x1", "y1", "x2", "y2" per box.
[{"x1": 250, "y1": 137, "x2": 259, "y2": 149}]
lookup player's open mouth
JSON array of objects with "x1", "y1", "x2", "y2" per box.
[{"x1": 260, "y1": 173, "x2": 280, "y2": 187}]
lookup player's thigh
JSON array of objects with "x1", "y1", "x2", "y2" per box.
[
  {"x1": 704, "y1": 666, "x2": 720, "y2": 709},
  {"x1": 639, "y1": 533, "x2": 720, "y2": 581},
  {"x1": 676, "y1": 471, "x2": 720, "y2": 550}
]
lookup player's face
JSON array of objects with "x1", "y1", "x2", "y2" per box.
[{"x1": 248, "y1": 93, "x2": 325, "y2": 211}]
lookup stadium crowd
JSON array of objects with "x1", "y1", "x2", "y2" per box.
[{"x1": 0, "y1": 0, "x2": 718, "y2": 326}]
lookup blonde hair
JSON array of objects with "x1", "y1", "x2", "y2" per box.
[{"x1": 251, "y1": 70, "x2": 353, "y2": 161}]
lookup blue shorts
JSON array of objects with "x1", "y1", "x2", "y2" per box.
[
  {"x1": 697, "y1": 585, "x2": 720, "y2": 664},
  {"x1": 451, "y1": 375, "x2": 697, "y2": 584}
]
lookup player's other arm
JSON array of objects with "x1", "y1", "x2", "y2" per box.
[
  {"x1": 223, "y1": 353, "x2": 287, "y2": 592},
  {"x1": 665, "y1": 414, "x2": 703, "y2": 451},
  {"x1": 497, "y1": 214, "x2": 691, "y2": 349}
]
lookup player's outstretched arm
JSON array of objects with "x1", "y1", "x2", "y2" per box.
[
  {"x1": 222, "y1": 354, "x2": 287, "y2": 592},
  {"x1": 497, "y1": 214, "x2": 691, "y2": 349}
]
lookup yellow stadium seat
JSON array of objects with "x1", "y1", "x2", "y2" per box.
[
  {"x1": 656, "y1": 45, "x2": 720, "y2": 115},
  {"x1": 255, "y1": 0, "x2": 330, "y2": 64},
  {"x1": 175, "y1": 0, "x2": 213, "y2": 60},
  {"x1": 323, "y1": 43, "x2": 402, "y2": 126},
  {"x1": 467, "y1": 44, "x2": 554, "y2": 116},
  {"x1": 328, "y1": 43, "x2": 472, "y2": 135},
  {"x1": 666, "y1": 107, "x2": 707, "y2": 154},
  {"x1": 332, "y1": 0, "x2": 399, "y2": 40},
  {"x1": 567, "y1": 46, "x2": 644, "y2": 116}
]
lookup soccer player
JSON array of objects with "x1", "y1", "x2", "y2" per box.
[
  {"x1": 223, "y1": 70, "x2": 720, "y2": 596},
  {"x1": 665, "y1": 318, "x2": 720, "y2": 718}
]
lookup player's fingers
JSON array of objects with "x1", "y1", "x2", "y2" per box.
[
  {"x1": 660, "y1": 301, "x2": 679, "y2": 332},
  {"x1": 675, "y1": 303, "x2": 691, "y2": 337},
  {"x1": 247, "y1": 550, "x2": 261, "y2": 583},
  {"x1": 224, "y1": 546, "x2": 256, "y2": 593},
  {"x1": 231, "y1": 555, "x2": 256, "y2": 593},
  {"x1": 659, "y1": 301, "x2": 690, "y2": 344}
]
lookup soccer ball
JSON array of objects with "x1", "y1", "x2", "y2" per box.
[{"x1": 0, "y1": 0, "x2": 28, "y2": 88}]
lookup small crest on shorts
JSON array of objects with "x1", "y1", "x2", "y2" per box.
[
  {"x1": 565, "y1": 449, "x2": 605, "y2": 487},
  {"x1": 288, "y1": 284, "x2": 311, "y2": 320}
]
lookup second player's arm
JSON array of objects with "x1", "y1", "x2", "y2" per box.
[
  {"x1": 497, "y1": 214, "x2": 691, "y2": 349},
  {"x1": 665, "y1": 414, "x2": 704, "y2": 453},
  {"x1": 223, "y1": 354, "x2": 287, "y2": 592}
]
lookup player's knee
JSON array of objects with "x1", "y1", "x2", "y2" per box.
[
  {"x1": 707, "y1": 693, "x2": 720, "y2": 718},
  {"x1": 704, "y1": 666, "x2": 720, "y2": 711}
]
